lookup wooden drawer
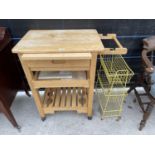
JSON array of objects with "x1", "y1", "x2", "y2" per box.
[
  {"x1": 21, "y1": 53, "x2": 91, "y2": 71},
  {"x1": 26, "y1": 59, "x2": 90, "y2": 71}
]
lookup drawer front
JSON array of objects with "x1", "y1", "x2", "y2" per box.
[
  {"x1": 21, "y1": 53, "x2": 91, "y2": 71},
  {"x1": 25, "y1": 60, "x2": 90, "y2": 71}
]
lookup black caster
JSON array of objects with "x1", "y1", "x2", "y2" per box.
[
  {"x1": 88, "y1": 116, "x2": 92, "y2": 120},
  {"x1": 116, "y1": 116, "x2": 121, "y2": 121},
  {"x1": 41, "y1": 117, "x2": 46, "y2": 121},
  {"x1": 128, "y1": 105, "x2": 133, "y2": 109}
]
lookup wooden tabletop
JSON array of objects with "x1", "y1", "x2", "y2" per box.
[{"x1": 12, "y1": 29, "x2": 104, "y2": 53}]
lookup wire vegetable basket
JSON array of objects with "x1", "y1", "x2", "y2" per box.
[
  {"x1": 100, "y1": 55, "x2": 134, "y2": 84},
  {"x1": 96, "y1": 34, "x2": 134, "y2": 119}
]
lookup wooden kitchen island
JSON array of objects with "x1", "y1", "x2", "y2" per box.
[{"x1": 12, "y1": 30, "x2": 126, "y2": 120}]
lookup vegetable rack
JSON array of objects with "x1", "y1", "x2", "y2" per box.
[{"x1": 96, "y1": 34, "x2": 134, "y2": 119}]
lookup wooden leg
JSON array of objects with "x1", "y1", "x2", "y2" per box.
[
  {"x1": 127, "y1": 79, "x2": 140, "y2": 94},
  {"x1": 18, "y1": 54, "x2": 45, "y2": 119},
  {"x1": 31, "y1": 88, "x2": 45, "y2": 118},
  {"x1": 127, "y1": 74, "x2": 143, "y2": 94},
  {"x1": 127, "y1": 84, "x2": 137, "y2": 94},
  {"x1": 87, "y1": 53, "x2": 97, "y2": 118},
  {"x1": 139, "y1": 102, "x2": 154, "y2": 130},
  {"x1": 25, "y1": 89, "x2": 31, "y2": 97},
  {"x1": 0, "y1": 100, "x2": 20, "y2": 129},
  {"x1": 134, "y1": 89, "x2": 145, "y2": 112},
  {"x1": 14, "y1": 55, "x2": 31, "y2": 97}
]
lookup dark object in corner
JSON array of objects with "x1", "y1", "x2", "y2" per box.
[
  {"x1": 0, "y1": 27, "x2": 20, "y2": 129},
  {"x1": 128, "y1": 36, "x2": 155, "y2": 131}
]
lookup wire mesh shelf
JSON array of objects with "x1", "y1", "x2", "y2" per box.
[{"x1": 96, "y1": 54, "x2": 134, "y2": 118}]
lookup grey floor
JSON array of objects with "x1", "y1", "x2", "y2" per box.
[{"x1": 0, "y1": 89, "x2": 155, "y2": 135}]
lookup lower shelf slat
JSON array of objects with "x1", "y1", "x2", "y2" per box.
[
  {"x1": 61, "y1": 88, "x2": 66, "y2": 108},
  {"x1": 72, "y1": 88, "x2": 77, "y2": 108},
  {"x1": 66, "y1": 88, "x2": 71, "y2": 108}
]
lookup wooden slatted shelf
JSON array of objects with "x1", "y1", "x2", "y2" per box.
[{"x1": 43, "y1": 87, "x2": 88, "y2": 114}]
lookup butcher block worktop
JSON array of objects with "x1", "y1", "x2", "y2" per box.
[{"x1": 12, "y1": 29, "x2": 104, "y2": 53}]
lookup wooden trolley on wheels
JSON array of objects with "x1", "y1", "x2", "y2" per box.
[{"x1": 12, "y1": 30, "x2": 127, "y2": 120}]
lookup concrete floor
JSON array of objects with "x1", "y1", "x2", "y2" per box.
[{"x1": 0, "y1": 89, "x2": 155, "y2": 135}]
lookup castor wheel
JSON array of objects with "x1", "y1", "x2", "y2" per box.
[
  {"x1": 101, "y1": 117, "x2": 104, "y2": 120},
  {"x1": 88, "y1": 116, "x2": 92, "y2": 120},
  {"x1": 41, "y1": 117, "x2": 46, "y2": 121},
  {"x1": 116, "y1": 116, "x2": 121, "y2": 121}
]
